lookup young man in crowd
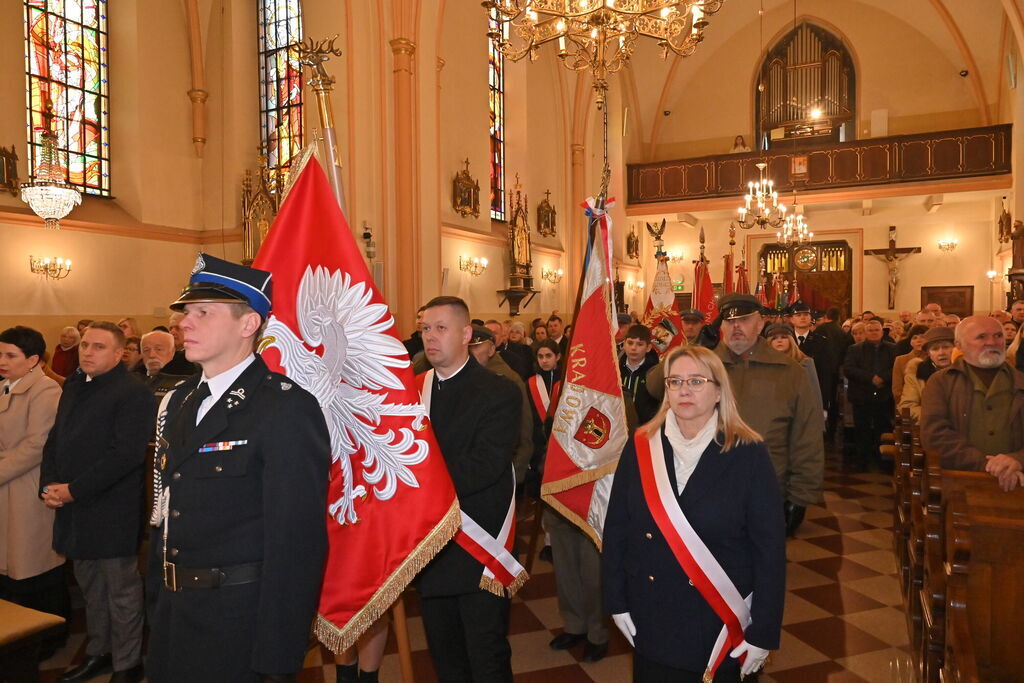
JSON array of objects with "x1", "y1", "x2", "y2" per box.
[{"x1": 618, "y1": 324, "x2": 660, "y2": 424}]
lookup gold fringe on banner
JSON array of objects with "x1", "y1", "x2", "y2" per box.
[
  {"x1": 539, "y1": 457, "x2": 619, "y2": 551},
  {"x1": 314, "y1": 498, "x2": 462, "y2": 654},
  {"x1": 478, "y1": 567, "x2": 529, "y2": 599}
]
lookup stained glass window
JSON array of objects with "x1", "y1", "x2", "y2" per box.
[
  {"x1": 25, "y1": 0, "x2": 110, "y2": 196},
  {"x1": 488, "y1": 10, "x2": 506, "y2": 221},
  {"x1": 258, "y1": 0, "x2": 303, "y2": 173}
]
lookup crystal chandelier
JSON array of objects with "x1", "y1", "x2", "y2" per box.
[
  {"x1": 777, "y1": 212, "x2": 812, "y2": 246},
  {"x1": 20, "y1": 113, "x2": 82, "y2": 230},
  {"x1": 732, "y1": 162, "x2": 786, "y2": 231},
  {"x1": 484, "y1": 0, "x2": 725, "y2": 108}
]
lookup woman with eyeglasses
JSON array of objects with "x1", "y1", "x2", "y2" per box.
[{"x1": 603, "y1": 345, "x2": 786, "y2": 682}]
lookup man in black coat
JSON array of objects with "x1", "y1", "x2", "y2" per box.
[
  {"x1": 843, "y1": 318, "x2": 898, "y2": 471},
  {"x1": 41, "y1": 322, "x2": 155, "y2": 683},
  {"x1": 416, "y1": 296, "x2": 522, "y2": 682},
  {"x1": 789, "y1": 303, "x2": 837, "y2": 414},
  {"x1": 146, "y1": 254, "x2": 331, "y2": 682},
  {"x1": 815, "y1": 307, "x2": 853, "y2": 435}
]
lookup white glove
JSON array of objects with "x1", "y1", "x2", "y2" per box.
[
  {"x1": 612, "y1": 612, "x2": 636, "y2": 647},
  {"x1": 730, "y1": 640, "x2": 769, "y2": 677}
]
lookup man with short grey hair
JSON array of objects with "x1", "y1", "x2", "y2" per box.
[
  {"x1": 922, "y1": 316, "x2": 1024, "y2": 491},
  {"x1": 138, "y1": 330, "x2": 189, "y2": 400}
]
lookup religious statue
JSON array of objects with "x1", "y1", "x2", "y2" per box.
[
  {"x1": 864, "y1": 226, "x2": 920, "y2": 310},
  {"x1": 537, "y1": 189, "x2": 557, "y2": 237},
  {"x1": 627, "y1": 224, "x2": 640, "y2": 261},
  {"x1": 999, "y1": 199, "x2": 1012, "y2": 244},
  {"x1": 506, "y1": 174, "x2": 532, "y2": 276},
  {"x1": 1012, "y1": 219, "x2": 1024, "y2": 271}
]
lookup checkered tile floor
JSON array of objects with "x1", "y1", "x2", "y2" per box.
[{"x1": 39, "y1": 447, "x2": 912, "y2": 682}]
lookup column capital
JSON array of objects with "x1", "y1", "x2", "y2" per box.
[{"x1": 389, "y1": 37, "x2": 416, "y2": 56}]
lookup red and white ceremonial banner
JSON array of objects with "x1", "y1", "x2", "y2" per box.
[
  {"x1": 253, "y1": 152, "x2": 460, "y2": 653},
  {"x1": 541, "y1": 198, "x2": 629, "y2": 547},
  {"x1": 693, "y1": 257, "x2": 719, "y2": 324},
  {"x1": 634, "y1": 430, "x2": 753, "y2": 680},
  {"x1": 642, "y1": 257, "x2": 685, "y2": 356}
]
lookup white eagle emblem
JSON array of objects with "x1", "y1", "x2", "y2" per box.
[
  {"x1": 192, "y1": 254, "x2": 206, "y2": 274},
  {"x1": 263, "y1": 266, "x2": 429, "y2": 525}
]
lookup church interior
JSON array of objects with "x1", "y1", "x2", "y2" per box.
[{"x1": 2, "y1": 1, "x2": 1024, "y2": 682}]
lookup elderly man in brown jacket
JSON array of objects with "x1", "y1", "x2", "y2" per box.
[
  {"x1": 921, "y1": 316, "x2": 1024, "y2": 492},
  {"x1": 647, "y1": 294, "x2": 824, "y2": 536}
]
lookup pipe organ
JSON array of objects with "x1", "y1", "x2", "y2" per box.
[{"x1": 757, "y1": 23, "x2": 854, "y2": 146}]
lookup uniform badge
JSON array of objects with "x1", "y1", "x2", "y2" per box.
[
  {"x1": 160, "y1": 453, "x2": 167, "y2": 470},
  {"x1": 192, "y1": 253, "x2": 206, "y2": 274},
  {"x1": 280, "y1": 381, "x2": 292, "y2": 391},
  {"x1": 226, "y1": 388, "x2": 245, "y2": 409}
]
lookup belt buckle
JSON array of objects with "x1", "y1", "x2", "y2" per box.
[{"x1": 163, "y1": 560, "x2": 179, "y2": 592}]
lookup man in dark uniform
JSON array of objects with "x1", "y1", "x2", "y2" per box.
[
  {"x1": 41, "y1": 322, "x2": 155, "y2": 683},
  {"x1": 789, "y1": 302, "x2": 837, "y2": 419},
  {"x1": 416, "y1": 296, "x2": 522, "y2": 682},
  {"x1": 680, "y1": 307, "x2": 718, "y2": 349},
  {"x1": 146, "y1": 254, "x2": 331, "y2": 682}
]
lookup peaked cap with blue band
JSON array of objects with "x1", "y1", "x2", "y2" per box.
[{"x1": 169, "y1": 253, "x2": 273, "y2": 320}]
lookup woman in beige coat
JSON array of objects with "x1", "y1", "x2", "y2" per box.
[{"x1": 0, "y1": 325, "x2": 69, "y2": 633}]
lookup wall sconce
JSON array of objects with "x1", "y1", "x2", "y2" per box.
[
  {"x1": 626, "y1": 279, "x2": 645, "y2": 292},
  {"x1": 665, "y1": 250, "x2": 685, "y2": 264},
  {"x1": 458, "y1": 255, "x2": 488, "y2": 276},
  {"x1": 541, "y1": 266, "x2": 563, "y2": 284},
  {"x1": 29, "y1": 255, "x2": 72, "y2": 280},
  {"x1": 937, "y1": 238, "x2": 958, "y2": 253},
  {"x1": 987, "y1": 269, "x2": 1006, "y2": 283}
]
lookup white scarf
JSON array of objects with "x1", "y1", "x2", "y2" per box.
[{"x1": 663, "y1": 409, "x2": 718, "y2": 495}]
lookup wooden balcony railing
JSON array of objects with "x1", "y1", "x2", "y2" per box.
[{"x1": 627, "y1": 124, "x2": 1012, "y2": 205}]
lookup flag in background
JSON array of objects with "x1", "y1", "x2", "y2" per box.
[
  {"x1": 642, "y1": 256, "x2": 685, "y2": 356},
  {"x1": 722, "y1": 252, "x2": 734, "y2": 294},
  {"x1": 693, "y1": 257, "x2": 719, "y2": 324},
  {"x1": 253, "y1": 153, "x2": 460, "y2": 653},
  {"x1": 735, "y1": 259, "x2": 750, "y2": 295},
  {"x1": 541, "y1": 198, "x2": 628, "y2": 546}
]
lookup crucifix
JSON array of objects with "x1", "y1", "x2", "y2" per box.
[{"x1": 863, "y1": 226, "x2": 921, "y2": 309}]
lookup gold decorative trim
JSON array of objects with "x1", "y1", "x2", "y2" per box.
[
  {"x1": 479, "y1": 567, "x2": 529, "y2": 598},
  {"x1": 540, "y1": 458, "x2": 619, "y2": 550},
  {"x1": 314, "y1": 498, "x2": 461, "y2": 654},
  {"x1": 281, "y1": 143, "x2": 320, "y2": 205}
]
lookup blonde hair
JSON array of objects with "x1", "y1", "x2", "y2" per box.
[
  {"x1": 643, "y1": 345, "x2": 762, "y2": 450},
  {"x1": 769, "y1": 332, "x2": 808, "y2": 363}
]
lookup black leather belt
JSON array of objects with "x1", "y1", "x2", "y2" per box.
[{"x1": 163, "y1": 561, "x2": 261, "y2": 592}]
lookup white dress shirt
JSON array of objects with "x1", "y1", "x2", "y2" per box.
[{"x1": 196, "y1": 354, "x2": 256, "y2": 424}]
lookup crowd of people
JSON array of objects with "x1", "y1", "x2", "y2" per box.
[{"x1": 3, "y1": 254, "x2": 1024, "y2": 681}]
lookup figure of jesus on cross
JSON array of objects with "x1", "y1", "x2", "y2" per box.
[{"x1": 864, "y1": 226, "x2": 921, "y2": 309}]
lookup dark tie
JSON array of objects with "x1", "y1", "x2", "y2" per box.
[
  {"x1": 186, "y1": 381, "x2": 211, "y2": 426},
  {"x1": 2, "y1": 385, "x2": 8, "y2": 394},
  {"x1": 798, "y1": 335, "x2": 806, "y2": 346}
]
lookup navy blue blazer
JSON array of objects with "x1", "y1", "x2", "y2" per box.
[{"x1": 602, "y1": 428, "x2": 786, "y2": 673}]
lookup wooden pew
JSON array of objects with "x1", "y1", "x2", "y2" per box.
[
  {"x1": 904, "y1": 432, "x2": 926, "y2": 661},
  {"x1": 941, "y1": 496, "x2": 1024, "y2": 682},
  {"x1": 890, "y1": 410, "x2": 913, "y2": 590},
  {"x1": 914, "y1": 451, "x2": 1024, "y2": 683}
]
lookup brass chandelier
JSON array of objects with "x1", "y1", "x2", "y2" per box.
[{"x1": 484, "y1": 0, "x2": 725, "y2": 108}]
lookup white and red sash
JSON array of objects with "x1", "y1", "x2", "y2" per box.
[
  {"x1": 417, "y1": 369, "x2": 528, "y2": 596},
  {"x1": 634, "y1": 430, "x2": 752, "y2": 681},
  {"x1": 527, "y1": 375, "x2": 561, "y2": 421}
]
